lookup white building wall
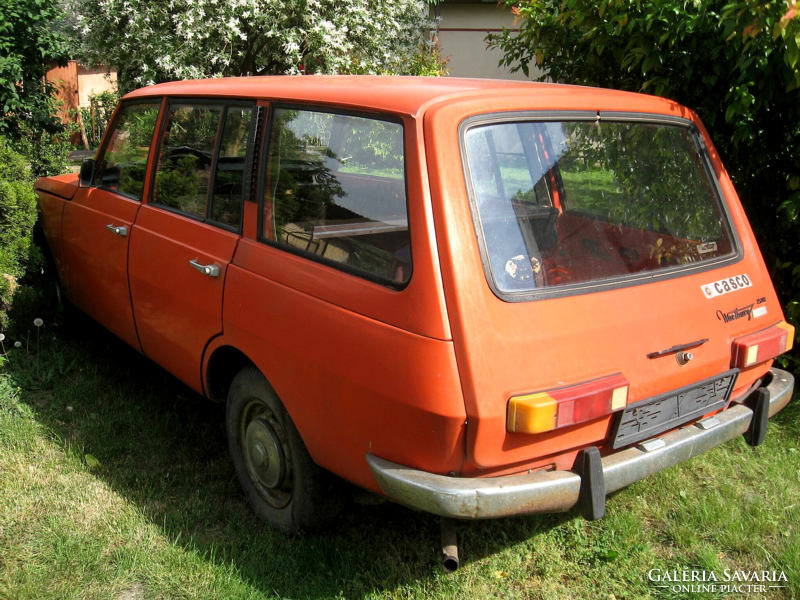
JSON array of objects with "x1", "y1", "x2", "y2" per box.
[{"x1": 433, "y1": 3, "x2": 543, "y2": 81}]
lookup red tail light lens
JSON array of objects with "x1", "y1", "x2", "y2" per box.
[
  {"x1": 507, "y1": 374, "x2": 629, "y2": 434},
  {"x1": 731, "y1": 321, "x2": 795, "y2": 369}
]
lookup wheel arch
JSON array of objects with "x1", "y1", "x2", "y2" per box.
[
  {"x1": 202, "y1": 337, "x2": 308, "y2": 440},
  {"x1": 34, "y1": 222, "x2": 56, "y2": 268},
  {"x1": 204, "y1": 342, "x2": 254, "y2": 403},
  {"x1": 203, "y1": 337, "x2": 336, "y2": 479}
]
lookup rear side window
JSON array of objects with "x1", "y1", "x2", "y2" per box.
[
  {"x1": 262, "y1": 108, "x2": 410, "y2": 285},
  {"x1": 462, "y1": 118, "x2": 736, "y2": 297},
  {"x1": 93, "y1": 102, "x2": 160, "y2": 200},
  {"x1": 152, "y1": 103, "x2": 253, "y2": 229}
]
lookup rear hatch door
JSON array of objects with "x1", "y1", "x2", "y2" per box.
[{"x1": 425, "y1": 102, "x2": 783, "y2": 471}]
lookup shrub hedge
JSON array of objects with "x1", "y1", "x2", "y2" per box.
[{"x1": 0, "y1": 138, "x2": 38, "y2": 329}]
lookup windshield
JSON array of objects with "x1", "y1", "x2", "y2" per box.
[{"x1": 462, "y1": 119, "x2": 736, "y2": 296}]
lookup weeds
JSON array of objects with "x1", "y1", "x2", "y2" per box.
[{"x1": 0, "y1": 315, "x2": 798, "y2": 599}]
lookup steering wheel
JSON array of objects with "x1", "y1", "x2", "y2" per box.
[{"x1": 167, "y1": 146, "x2": 213, "y2": 170}]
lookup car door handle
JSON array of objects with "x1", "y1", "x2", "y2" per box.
[
  {"x1": 106, "y1": 224, "x2": 127, "y2": 236},
  {"x1": 189, "y1": 259, "x2": 220, "y2": 278}
]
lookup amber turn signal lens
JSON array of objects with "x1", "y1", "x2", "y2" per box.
[
  {"x1": 506, "y1": 392, "x2": 557, "y2": 434},
  {"x1": 507, "y1": 374, "x2": 629, "y2": 435},
  {"x1": 731, "y1": 321, "x2": 795, "y2": 369}
]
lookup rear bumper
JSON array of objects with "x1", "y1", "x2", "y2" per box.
[{"x1": 366, "y1": 368, "x2": 794, "y2": 519}]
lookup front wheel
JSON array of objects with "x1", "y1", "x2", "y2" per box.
[
  {"x1": 34, "y1": 224, "x2": 74, "y2": 323},
  {"x1": 226, "y1": 366, "x2": 346, "y2": 533}
]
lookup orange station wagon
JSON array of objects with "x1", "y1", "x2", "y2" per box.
[{"x1": 35, "y1": 76, "x2": 795, "y2": 571}]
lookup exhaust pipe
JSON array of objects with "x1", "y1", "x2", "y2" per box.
[{"x1": 441, "y1": 517, "x2": 459, "y2": 573}]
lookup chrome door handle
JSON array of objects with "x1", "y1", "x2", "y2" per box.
[
  {"x1": 189, "y1": 259, "x2": 220, "y2": 278},
  {"x1": 106, "y1": 224, "x2": 127, "y2": 236}
]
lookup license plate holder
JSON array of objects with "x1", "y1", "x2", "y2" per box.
[{"x1": 612, "y1": 369, "x2": 739, "y2": 449}]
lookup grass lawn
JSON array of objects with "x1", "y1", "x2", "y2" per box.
[
  {"x1": 559, "y1": 169, "x2": 624, "y2": 214},
  {"x1": 1, "y1": 312, "x2": 799, "y2": 599}
]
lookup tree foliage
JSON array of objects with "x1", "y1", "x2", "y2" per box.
[
  {"x1": 489, "y1": 0, "x2": 800, "y2": 351},
  {"x1": 69, "y1": 0, "x2": 439, "y2": 93},
  {"x1": 0, "y1": 0, "x2": 69, "y2": 141}
]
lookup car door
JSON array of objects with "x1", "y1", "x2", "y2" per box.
[
  {"x1": 60, "y1": 100, "x2": 162, "y2": 351},
  {"x1": 128, "y1": 100, "x2": 255, "y2": 393}
]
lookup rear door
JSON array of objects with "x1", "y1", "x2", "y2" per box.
[
  {"x1": 128, "y1": 100, "x2": 255, "y2": 393},
  {"x1": 60, "y1": 100, "x2": 161, "y2": 351},
  {"x1": 425, "y1": 103, "x2": 784, "y2": 472}
]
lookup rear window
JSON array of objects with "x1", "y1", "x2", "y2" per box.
[{"x1": 462, "y1": 118, "x2": 737, "y2": 297}]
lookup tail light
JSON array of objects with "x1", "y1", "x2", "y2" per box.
[
  {"x1": 507, "y1": 374, "x2": 629, "y2": 435},
  {"x1": 731, "y1": 321, "x2": 795, "y2": 369}
]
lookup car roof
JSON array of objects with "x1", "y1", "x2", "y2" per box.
[{"x1": 123, "y1": 75, "x2": 676, "y2": 118}]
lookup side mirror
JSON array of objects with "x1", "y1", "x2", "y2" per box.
[{"x1": 79, "y1": 158, "x2": 95, "y2": 188}]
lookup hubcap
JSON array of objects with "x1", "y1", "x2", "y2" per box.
[
  {"x1": 245, "y1": 418, "x2": 286, "y2": 489},
  {"x1": 239, "y1": 398, "x2": 293, "y2": 508}
]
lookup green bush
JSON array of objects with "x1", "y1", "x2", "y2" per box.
[
  {"x1": 397, "y1": 42, "x2": 451, "y2": 77},
  {"x1": 77, "y1": 90, "x2": 121, "y2": 149},
  {"x1": 0, "y1": 138, "x2": 37, "y2": 329},
  {"x1": 12, "y1": 100, "x2": 77, "y2": 179}
]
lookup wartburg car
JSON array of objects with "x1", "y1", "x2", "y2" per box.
[{"x1": 34, "y1": 76, "x2": 795, "y2": 571}]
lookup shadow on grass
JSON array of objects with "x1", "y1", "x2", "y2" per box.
[{"x1": 7, "y1": 311, "x2": 572, "y2": 598}]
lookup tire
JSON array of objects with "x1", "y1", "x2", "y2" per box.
[
  {"x1": 226, "y1": 365, "x2": 347, "y2": 533},
  {"x1": 34, "y1": 225, "x2": 70, "y2": 317},
  {"x1": 48, "y1": 262, "x2": 66, "y2": 312}
]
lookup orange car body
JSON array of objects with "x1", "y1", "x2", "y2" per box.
[{"x1": 35, "y1": 77, "x2": 794, "y2": 521}]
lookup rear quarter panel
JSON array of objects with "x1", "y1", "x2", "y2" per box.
[{"x1": 221, "y1": 260, "x2": 467, "y2": 493}]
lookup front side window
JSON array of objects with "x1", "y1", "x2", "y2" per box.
[
  {"x1": 153, "y1": 104, "x2": 223, "y2": 219},
  {"x1": 463, "y1": 118, "x2": 736, "y2": 296},
  {"x1": 93, "y1": 102, "x2": 160, "y2": 200},
  {"x1": 152, "y1": 103, "x2": 253, "y2": 228},
  {"x1": 262, "y1": 108, "x2": 410, "y2": 284}
]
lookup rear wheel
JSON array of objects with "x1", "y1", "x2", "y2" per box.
[{"x1": 226, "y1": 365, "x2": 346, "y2": 533}]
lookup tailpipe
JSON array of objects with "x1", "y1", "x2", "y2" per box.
[{"x1": 441, "y1": 517, "x2": 459, "y2": 573}]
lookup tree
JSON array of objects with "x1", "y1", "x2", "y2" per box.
[
  {"x1": 488, "y1": 0, "x2": 800, "y2": 356},
  {"x1": 0, "y1": 0, "x2": 70, "y2": 141},
  {"x1": 69, "y1": 0, "x2": 438, "y2": 93}
]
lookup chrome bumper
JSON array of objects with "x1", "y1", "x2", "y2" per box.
[{"x1": 366, "y1": 368, "x2": 794, "y2": 519}]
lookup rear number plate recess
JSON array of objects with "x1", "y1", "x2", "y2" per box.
[{"x1": 612, "y1": 369, "x2": 739, "y2": 449}]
